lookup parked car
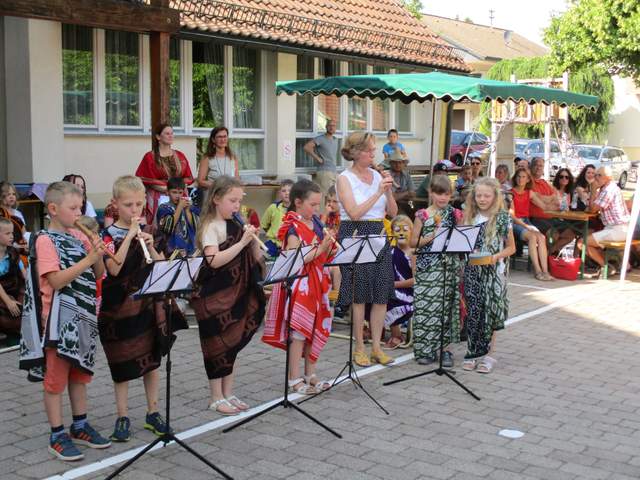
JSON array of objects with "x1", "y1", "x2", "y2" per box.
[
  {"x1": 449, "y1": 130, "x2": 489, "y2": 166},
  {"x1": 514, "y1": 138, "x2": 529, "y2": 163},
  {"x1": 523, "y1": 139, "x2": 564, "y2": 176},
  {"x1": 568, "y1": 145, "x2": 632, "y2": 189}
]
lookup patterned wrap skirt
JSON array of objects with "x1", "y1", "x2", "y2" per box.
[{"x1": 336, "y1": 220, "x2": 395, "y2": 307}]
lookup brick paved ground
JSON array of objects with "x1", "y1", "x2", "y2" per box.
[{"x1": 1, "y1": 270, "x2": 639, "y2": 480}]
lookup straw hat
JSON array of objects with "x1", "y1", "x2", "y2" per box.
[{"x1": 388, "y1": 147, "x2": 408, "y2": 163}]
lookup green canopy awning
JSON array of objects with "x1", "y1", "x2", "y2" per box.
[{"x1": 276, "y1": 71, "x2": 599, "y2": 109}]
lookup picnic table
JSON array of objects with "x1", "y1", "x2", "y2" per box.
[{"x1": 545, "y1": 210, "x2": 598, "y2": 279}]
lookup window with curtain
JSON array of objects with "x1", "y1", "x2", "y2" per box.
[
  {"x1": 232, "y1": 47, "x2": 262, "y2": 129},
  {"x1": 62, "y1": 25, "x2": 94, "y2": 125},
  {"x1": 348, "y1": 62, "x2": 367, "y2": 130},
  {"x1": 169, "y1": 38, "x2": 181, "y2": 127},
  {"x1": 231, "y1": 138, "x2": 263, "y2": 170},
  {"x1": 394, "y1": 68, "x2": 412, "y2": 132},
  {"x1": 372, "y1": 66, "x2": 390, "y2": 132},
  {"x1": 105, "y1": 30, "x2": 140, "y2": 126},
  {"x1": 192, "y1": 42, "x2": 224, "y2": 129},
  {"x1": 296, "y1": 56, "x2": 314, "y2": 131},
  {"x1": 317, "y1": 59, "x2": 341, "y2": 130}
]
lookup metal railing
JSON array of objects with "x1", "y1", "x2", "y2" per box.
[{"x1": 173, "y1": 0, "x2": 465, "y2": 65}]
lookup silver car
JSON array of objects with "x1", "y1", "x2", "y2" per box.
[
  {"x1": 570, "y1": 144, "x2": 631, "y2": 189},
  {"x1": 523, "y1": 139, "x2": 564, "y2": 176}
]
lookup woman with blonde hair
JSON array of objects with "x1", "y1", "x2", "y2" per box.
[
  {"x1": 335, "y1": 132, "x2": 398, "y2": 366},
  {"x1": 462, "y1": 178, "x2": 515, "y2": 373}
]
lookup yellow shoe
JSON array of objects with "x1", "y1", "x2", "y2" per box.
[
  {"x1": 353, "y1": 350, "x2": 371, "y2": 367},
  {"x1": 371, "y1": 350, "x2": 395, "y2": 366}
]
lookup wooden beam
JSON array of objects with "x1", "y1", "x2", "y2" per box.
[
  {"x1": 150, "y1": 31, "x2": 171, "y2": 131},
  {"x1": 0, "y1": 0, "x2": 180, "y2": 33}
]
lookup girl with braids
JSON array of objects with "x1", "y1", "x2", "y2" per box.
[
  {"x1": 136, "y1": 124, "x2": 194, "y2": 224},
  {"x1": 462, "y1": 178, "x2": 515, "y2": 374},
  {"x1": 262, "y1": 179, "x2": 336, "y2": 395}
]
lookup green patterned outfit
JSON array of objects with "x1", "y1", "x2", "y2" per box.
[
  {"x1": 463, "y1": 210, "x2": 511, "y2": 359},
  {"x1": 412, "y1": 205, "x2": 464, "y2": 360}
]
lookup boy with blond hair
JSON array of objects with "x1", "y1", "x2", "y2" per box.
[
  {"x1": 100, "y1": 175, "x2": 186, "y2": 442},
  {"x1": 19, "y1": 181, "x2": 110, "y2": 461}
]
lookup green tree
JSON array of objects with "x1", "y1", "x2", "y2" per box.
[
  {"x1": 478, "y1": 57, "x2": 614, "y2": 143},
  {"x1": 402, "y1": 0, "x2": 423, "y2": 20},
  {"x1": 544, "y1": 0, "x2": 640, "y2": 84}
]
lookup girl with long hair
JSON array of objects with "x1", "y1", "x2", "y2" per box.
[
  {"x1": 510, "y1": 168, "x2": 553, "y2": 281},
  {"x1": 462, "y1": 178, "x2": 515, "y2": 373},
  {"x1": 191, "y1": 176, "x2": 265, "y2": 416}
]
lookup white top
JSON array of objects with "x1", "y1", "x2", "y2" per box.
[
  {"x1": 10, "y1": 208, "x2": 25, "y2": 224},
  {"x1": 206, "y1": 155, "x2": 236, "y2": 180},
  {"x1": 85, "y1": 200, "x2": 97, "y2": 218},
  {"x1": 337, "y1": 168, "x2": 387, "y2": 220},
  {"x1": 201, "y1": 218, "x2": 228, "y2": 247}
]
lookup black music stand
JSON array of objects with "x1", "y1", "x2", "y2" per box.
[
  {"x1": 383, "y1": 224, "x2": 482, "y2": 401},
  {"x1": 222, "y1": 243, "x2": 342, "y2": 438},
  {"x1": 300, "y1": 234, "x2": 390, "y2": 414},
  {"x1": 105, "y1": 256, "x2": 233, "y2": 480}
]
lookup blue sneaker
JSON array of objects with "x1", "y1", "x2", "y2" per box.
[
  {"x1": 110, "y1": 416, "x2": 131, "y2": 442},
  {"x1": 144, "y1": 412, "x2": 172, "y2": 437},
  {"x1": 70, "y1": 422, "x2": 111, "y2": 449},
  {"x1": 49, "y1": 432, "x2": 84, "y2": 461}
]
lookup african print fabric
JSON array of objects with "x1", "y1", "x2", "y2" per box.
[
  {"x1": 99, "y1": 224, "x2": 187, "y2": 382},
  {"x1": 385, "y1": 247, "x2": 413, "y2": 328},
  {"x1": 412, "y1": 205, "x2": 464, "y2": 360},
  {"x1": 191, "y1": 219, "x2": 265, "y2": 379},
  {"x1": 19, "y1": 231, "x2": 98, "y2": 375},
  {"x1": 463, "y1": 209, "x2": 511, "y2": 359},
  {"x1": 262, "y1": 213, "x2": 333, "y2": 362}
]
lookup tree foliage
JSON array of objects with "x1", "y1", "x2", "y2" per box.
[
  {"x1": 544, "y1": 0, "x2": 640, "y2": 85},
  {"x1": 401, "y1": 0, "x2": 424, "y2": 20},
  {"x1": 478, "y1": 57, "x2": 614, "y2": 143}
]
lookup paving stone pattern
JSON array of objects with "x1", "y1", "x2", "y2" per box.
[{"x1": 1, "y1": 271, "x2": 640, "y2": 479}]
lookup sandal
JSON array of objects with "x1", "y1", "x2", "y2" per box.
[
  {"x1": 306, "y1": 374, "x2": 331, "y2": 391},
  {"x1": 226, "y1": 395, "x2": 250, "y2": 411},
  {"x1": 462, "y1": 359, "x2": 477, "y2": 371},
  {"x1": 476, "y1": 356, "x2": 497, "y2": 374},
  {"x1": 534, "y1": 272, "x2": 546, "y2": 281},
  {"x1": 208, "y1": 398, "x2": 240, "y2": 416},
  {"x1": 288, "y1": 378, "x2": 318, "y2": 395},
  {"x1": 383, "y1": 336, "x2": 403, "y2": 350},
  {"x1": 353, "y1": 350, "x2": 371, "y2": 367},
  {"x1": 370, "y1": 350, "x2": 395, "y2": 366},
  {"x1": 542, "y1": 272, "x2": 554, "y2": 281}
]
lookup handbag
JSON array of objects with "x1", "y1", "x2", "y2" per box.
[{"x1": 548, "y1": 246, "x2": 581, "y2": 281}]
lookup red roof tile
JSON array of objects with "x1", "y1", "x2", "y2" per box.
[{"x1": 172, "y1": 0, "x2": 470, "y2": 72}]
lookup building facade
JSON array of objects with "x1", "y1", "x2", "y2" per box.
[{"x1": 1, "y1": 1, "x2": 468, "y2": 211}]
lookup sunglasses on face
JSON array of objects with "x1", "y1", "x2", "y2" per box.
[
  {"x1": 471, "y1": 162, "x2": 481, "y2": 166},
  {"x1": 558, "y1": 175, "x2": 569, "y2": 179}
]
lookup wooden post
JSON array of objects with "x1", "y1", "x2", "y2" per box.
[{"x1": 150, "y1": 31, "x2": 171, "y2": 131}]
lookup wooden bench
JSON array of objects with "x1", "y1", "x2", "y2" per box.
[{"x1": 600, "y1": 240, "x2": 640, "y2": 279}]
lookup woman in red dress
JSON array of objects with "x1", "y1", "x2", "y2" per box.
[{"x1": 135, "y1": 124, "x2": 194, "y2": 224}]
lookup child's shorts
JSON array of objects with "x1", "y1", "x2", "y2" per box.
[{"x1": 44, "y1": 348, "x2": 92, "y2": 394}]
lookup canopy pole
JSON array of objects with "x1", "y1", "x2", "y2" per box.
[
  {"x1": 620, "y1": 180, "x2": 640, "y2": 283},
  {"x1": 489, "y1": 121, "x2": 498, "y2": 177}
]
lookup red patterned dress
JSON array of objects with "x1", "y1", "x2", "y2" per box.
[{"x1": 262, "y1": 212, "x2": 333, "y2": 362}]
